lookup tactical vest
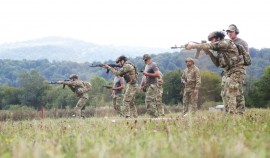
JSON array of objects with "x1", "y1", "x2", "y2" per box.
[
  {"x1": 217, "y1": 40, "x2": 244, "y2": 71},
  {"x1": 123, "y1": 61, "x2": 138, "y2": 84}
]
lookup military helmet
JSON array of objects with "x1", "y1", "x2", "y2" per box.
[
  {"x1": 69, "y1": 74, "x2": 78, "y2": 79},
  {"x1": 185, "y1": 57, "x2": 194, "y2": 63},
  {"x1": 226, "y1": 24, "x2": 239, "y2": 34},
  {"x1": 116, "y1": 55, "x2": 127, "y2": 63},
  {"x1": 143, "y1": 54, "x2": 151, "y2": 60},
  {"x1": 208, "y1": 31, "x2": 225, "y2": 41}
]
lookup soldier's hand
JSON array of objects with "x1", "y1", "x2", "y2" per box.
[
  {"x1": 142, "y1": 72, "x2": 148, "y2": 76},
  {"x1": 139, "y1": 85, "x2": 143, "y2": 92},
  {"x1": 102, "y1": 64, "x2": 110, "y2": 68},
  {"x1": 185, "y1": 44, "x2": 193, "y2": 50}
]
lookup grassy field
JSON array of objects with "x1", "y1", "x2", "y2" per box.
[{"x1": 0, "y1": 109, "x2": 269, "y2": 158}]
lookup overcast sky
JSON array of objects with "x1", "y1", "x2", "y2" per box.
[{"x1": 0, "y1": 0, "x2": 269, "y2": 49}]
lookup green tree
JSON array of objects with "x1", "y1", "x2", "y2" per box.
[
  {"x1": 0, "y1": 85, "x2": 21, "y2": 109},
  {"x1": 247, "y1": 66, "x2": 270, "y2": 107},
  {"x1": 198, "y1": 71, "x2": 222, "y2": 108},
  {"x1": 17, "y1": 70, "x2": 48, "y2": 109},
  {"x1": 163, "y1": 70, "x2": 182, "y2": 105}
]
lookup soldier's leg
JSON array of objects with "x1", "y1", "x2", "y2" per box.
[
  {"x1": 113, "y1": 96, "x2": 117, "y2": 111},
  {"x1": 236, "y1": 79, "x2": 245, "y2": 114},
  {"x1": 183, "y1": 91, "x2": 191, "y2": 114},
  {"x1": 123, "y1": 84, "x2": 132, "y2": 117},
  {"x1": 221, "y1": 75, "x2": 228, "y2": 112},
  {"x1": 191, "y1": 90, "x2": 199, "y2": 113},
  {"x1": 145, "y1": 84, "x2": 158, "y2": 117},
  {"x1": 128, "y1": 84, "x2": 137, "y2": 118},
  {"x1": 225, "y1": 73, "x2": 242, "y2": 114},
  {"x1": 156, "y1": 86, "x2": 164, "y2": 116},
  {"x1": 75, "y1": 97, "x2": 88, "y2": 118},
  {"x1": 115, "y1": 94, "x2": 124, "y2": 116}
]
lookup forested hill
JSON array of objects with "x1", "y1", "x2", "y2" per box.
[
  {"x1": 0, "y1": 47, "x2": 269, "y2": 86},
  {"x1": 0, "y1": 37, "x2": 169, "y2": 63}
]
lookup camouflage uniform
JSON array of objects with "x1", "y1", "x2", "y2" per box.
[
  {"x1": 181, "y1": 63, "x2": 201, "y2": 114},
  {"x1": 63, "y1": 80, "x2": 90, "y2": 118},
  {"x1": 109, "y1": 61, "x2": 138, "y2": 118},
  {"x1": 191, "y1": 39, "x2": 245, "y2": 114},
  {"x1": 232, "y1": 38, "x2": 249, "y2": 114},
  {"x1": 156, "y1": 71, "x2": 164, "y2": 116},
  {"x1": 112, "y1": 76, "x2": 124, "y2": 116},
  {"x1": 144, "y1": 62, "x2": 160, "y2": 117}
]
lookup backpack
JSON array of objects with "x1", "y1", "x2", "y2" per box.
[
  {"x1": 236, "y1": 44, "x2": 251, "y2": 66},
  {"x1": 82, "y1": 81, "x2": 92, "y2": 92}
]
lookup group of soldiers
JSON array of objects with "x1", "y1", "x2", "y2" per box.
[{"x1": 56, "y1": 24, "x2": 249, "y2": 118}]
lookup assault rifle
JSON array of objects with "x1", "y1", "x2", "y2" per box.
[
  {"x1": 89, "y1": 64, "x2": 121, "y2": 74},
  {"x1": 103, "y1": 85, "x2": 113, "y2": 89},
  {"x1": 171, "y1": 40, "x2": 207, "y2": 59},
  {"x1": 47, "y1": 79, "x2": 70, "y2": 89}
]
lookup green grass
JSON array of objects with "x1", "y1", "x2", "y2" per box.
[{"x1": 0, "y1": 109, "x2": 269, "y2": 158}]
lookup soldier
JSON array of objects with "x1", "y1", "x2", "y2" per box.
[
  {"x1": 57, "y1": 74, "x2": 91, "y2": 118},
  {"x1": 103, "y1": 56, "x2": 138, "y2": 118},
  {"x1": 181, "y1": 57, "x2": 201, "y2": 115},
  {"x1": 140, "y1": 54, "x2": 160, "y2": 117},
  {"x1": 186, "y1": 31, "x2": 245, "y2": 114},
  {"x1": 111, "y1": 66, "x2": 125, "y2": 116},
  {"x1": 140, "y1": 70, "x2": 164, "y2": 116},
  {"x1": 226, "y1": 24, "x2": 249, "y2": 114}
]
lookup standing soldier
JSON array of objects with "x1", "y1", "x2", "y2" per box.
[
  {"x1": 186, "y1": 31, "x2": 245, "y2": 114},
  {"x1": 140, "y1": 70, "x2": 164, "y2": 116},
  {"x1": 57, "y1": 74, "x2": 91, "y2": 118},
  {"x1": 226, "y1": 24, "x2": 249, "y2": 114},
  {"x1": 111, "y1": 66, "x2": 125, "y2": 116},
  {"x1": 140, "y1": 54, "x2": 160, "y2": 117},
  {"x1": 181, "y1": 57, "x2": 201, "y2": 115},
  {"x1": 103, "y1": 56, "x2": 138, "y2": 118}
]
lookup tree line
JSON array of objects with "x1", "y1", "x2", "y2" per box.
[{"x1": 0, "y1": 47, "x2": 269, "y2": 110}]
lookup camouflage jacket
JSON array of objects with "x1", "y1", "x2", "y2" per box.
[
  {"x1": 62, "y1": 80, "x2": 89, "y2": 99},
  {"x1": 181, "y1": 65, "x2": 201, "y2": 91},
  {"x1": 109, "y1": 61, "x2": 138, "y2": 84},
  {"x1": 191, "y1": 39, "x2": 245, "y2": 74}
]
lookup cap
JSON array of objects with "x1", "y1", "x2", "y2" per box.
[
  {"x1": 143, "y1": 54, "x2": 151, "y2": 60},
  {"x1": 185, "y1": 57, "x2": 194, "y2": 63},
  {"x1": 226, "y1": 24, "x2": 239, "y2": 33}
]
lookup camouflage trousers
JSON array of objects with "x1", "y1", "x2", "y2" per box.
[
  {"x1": 113, "y1": 94, "x2": 123, "y2": 116},
  {"x1": 75, "y1": 97, "x2": 88, "y2": 118},
  {"x1": 156, "y1": 84, "x2": 164, "y2": 116},
  {"x1": 221, "y1": 72, "x2": 245, "y2": 114},
  {"x1": 223, "y1": 72, "x2": 245, "y2": 114},
  {"x1": 145, "y1": 83, "x2": 158, "y2": 117},
  {"x1": 123, "y1": 83, "x2": 138, "y2": 118},
  {"x1": 183, "y1": 89, "x2": 198, "y2": 114}
]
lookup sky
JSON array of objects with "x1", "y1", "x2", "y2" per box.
[{"x1": 0, "y1": 0, "x2": 269, "y2": 49}]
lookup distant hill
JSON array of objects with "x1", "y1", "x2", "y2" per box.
[{"x1": 0, "y1": 37, "x2": 170, "y2": 63}]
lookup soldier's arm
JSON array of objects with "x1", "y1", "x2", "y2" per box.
[
  {"x1": 194, "y1": 68, "x2": 201, "y2": 90},
  {"x1": 109, "y1": 64, "x2": 130, "y2": 76},
  {"x1": 181, "y1": 71, "x2": 186, "y2": 83},
  {"x1": 58, "y1": 80, "x2": 79, "y2": 86},
  {"x1": 143, "y1": 63, "x2": 160, "y2": 77},
  {"x1": 191, "y1": 43, "x2": 220, "y2": 67}
]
